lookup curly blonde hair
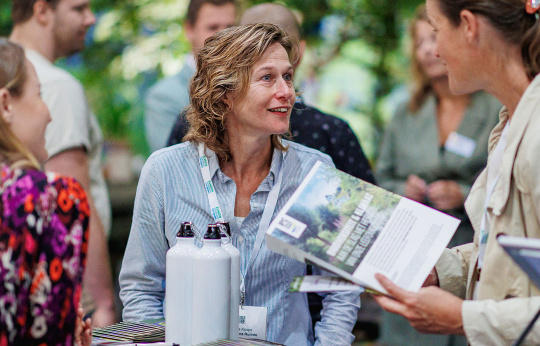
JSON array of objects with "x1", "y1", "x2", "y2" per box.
[
  {"x1": 183, "y1": 23, "x2": 299, "y2": 161},
  {"x1": 0, "y1": 38, "x2": 40, "y2": 170}
]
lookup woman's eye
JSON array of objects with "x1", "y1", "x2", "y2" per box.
[
  {"x1": 284, "y1": 74, "x2": 293, "y2": 82},
  {"x1": 262, "y1": 75, "x2": 271, "y2": 81}
]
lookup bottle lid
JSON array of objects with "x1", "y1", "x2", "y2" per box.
[
  {"x1": 177, "y1": 221, "x2": 195, "y2": 238},
  {"x1": 204, "y1": 224, "x2": 222, "y2": 239},
  {"x1": 217, "y1": 221, "x2": 231, "y2": 236}
]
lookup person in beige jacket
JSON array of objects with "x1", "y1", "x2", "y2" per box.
[{"x1": 373, "y1": 0, "x2": 540, "y2": 344}]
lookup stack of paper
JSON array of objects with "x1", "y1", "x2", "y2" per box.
[
  {"x1": 91, "y1": 320, "x2": 285, "y2": 345},
  {"x1": 92, "y1": 319, "x2": 165, "y2": 344}
]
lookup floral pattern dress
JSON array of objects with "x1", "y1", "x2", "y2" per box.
[{"x1": 0, "y1": 164, "x2": 90, "y2": 345}]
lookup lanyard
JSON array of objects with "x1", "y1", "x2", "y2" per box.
[
  {"x1": 198, "y1": 142, "x2": 285, "y2": 305},
  {"x1": 198, "y1": 144, "x2": 224, "y2": 222}
]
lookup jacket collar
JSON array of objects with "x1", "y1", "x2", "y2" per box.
[{"x1": 489, "y1": 75, "x2": 540, "y2": 215}]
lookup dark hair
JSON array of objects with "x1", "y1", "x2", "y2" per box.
[
  {"x1": 184, "y1": 23, "x2": 298, "y2": 161},
  {"x1": 436, "y1": 0, "x2": 540, "y2": 79},
  {"x1": 186, "y1": 0, "x2": 236, "y2": 25},
  {"x1": 12, "y1": 0, "x2": 60, "y2": 24}
]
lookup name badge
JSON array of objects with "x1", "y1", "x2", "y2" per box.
[
  {"x1": 239, "y1": 306, "x2": 267, "y2": 340},
  {"x1": 444, "y1": 132, "x2": 477, "y2": 158}
]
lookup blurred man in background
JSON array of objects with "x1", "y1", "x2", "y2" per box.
[
  {"x1": 11, "y1": 0, "x2": 117, "y2": 327},
  {"x1": 144, "y1": 0, "x2": 237, "y2": 152}
]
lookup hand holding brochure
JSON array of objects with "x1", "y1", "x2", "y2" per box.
[{"x1": 266, "y1": 161, "x2": 460, "y2": 295}]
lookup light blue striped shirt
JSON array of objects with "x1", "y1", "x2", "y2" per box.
[{"x1": 119, "y1": 140, "x2": 360, "y2": 345}]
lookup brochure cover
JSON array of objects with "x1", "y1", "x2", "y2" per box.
[
  {"x1": 266, "y1": 161, "x2": 460, "y2": 294},
  {"x1": 497, "y1": 235, "x2": 540, "y2": 290}
]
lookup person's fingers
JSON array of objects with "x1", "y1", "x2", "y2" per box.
[
  {"x1": 372, "y1": 293, "x2": 411, "y2": 316},
  {"x1": 411, "y1": 177, "x2": 426, "y2": 190},
  {"x1": 84, "y1": 327, "x2": 92, "y2": 346},
  {"x1": 427, "y1": 183, "x2": 443, "y2": 197},
  {"x1": 375, "y1": 273, "x2": 411, "y2": 301}
]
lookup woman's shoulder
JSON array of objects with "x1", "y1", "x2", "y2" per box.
[
  {"x1": 386, "y1": 95, "x2": 430, "y2": 126},
  {"x1": 284, "y1": 140, "x2": 333, "y2": 166},
  {"x1": 147, "y1": 141, "x2": 197, "y2": 165},
  {"x1": 0, "y1": 166, "x2": 89, "y2": 223},
  {"x1": 139, "y1": 142, "x2": 199, "y2": 186},
  {"x1": 1, "y1": 166, "x2": 49, "y2": 195}
]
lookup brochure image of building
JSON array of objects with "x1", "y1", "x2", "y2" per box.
[{"x1": 266, "y1": 161, "x2": 460, "y2": 294}]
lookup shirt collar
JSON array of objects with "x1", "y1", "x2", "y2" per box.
[
  {"x1": 268, "y1": 145, "x2": 285, "y2": 187},
  {"x1": 199, "y1": 142, "x2": 285, "y2": 187},
  {"x1": 24, "y1": 49, "x2": 53, "y2": 67}
]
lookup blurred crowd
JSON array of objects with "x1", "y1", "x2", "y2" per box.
[{"x1": 0, "y1": 0, "x2": 539, "y2": 345}]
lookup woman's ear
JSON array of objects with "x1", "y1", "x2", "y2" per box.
[
  {"x1": 460, "y1": 9, "x2": 479, "y2": 43},
  {"x1": 0, "y1": 88, "x2": 13, "y2": 124},
  {"x1": 223, "y1": 91, "x2": 234, "y2": 108}
]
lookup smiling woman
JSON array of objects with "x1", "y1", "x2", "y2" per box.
[
  {"x1": 375, "y1": 6, "x2": 501, "y2": 345},
  {"x1": 119, "y1": 23, "x2": 361, "y2": 345},
  {"x1": 0, "y1": 38, "x2": 91, "y2": 346},
  {"x1": 373, "y1": 0, "x2": 540, "y2": 344},
  {"x1": 184, "y1": 23, "x2": 299, "y2": 162}
]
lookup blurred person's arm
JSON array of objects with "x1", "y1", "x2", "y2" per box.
[
  {"x1": 435, "y1": 244, "x2": 474, "y2": 299},
  {"x1": 45, "y1": 148, "x2": 117, "y2": 327}
]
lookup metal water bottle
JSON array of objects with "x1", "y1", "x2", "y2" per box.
[
  {"x1": 191, "y1": 224, "x2": 232, "y2": 344},
  {"x1": 217, "y1": 221, "x2": 241, "y2": 340},
  {"x1": 165, "y1": 222, "x2": 197, "y2": 344}
]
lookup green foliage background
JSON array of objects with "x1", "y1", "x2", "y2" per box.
[{"x1": 0, "y1": 0, "x2": 424, "y2": 158}]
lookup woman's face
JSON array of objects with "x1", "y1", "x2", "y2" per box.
[
  {"x1": 10, "y1": 60, "x2": 51, "y2": 163},
  {"x1": 414, "y1": 20, "x2": 447, "y2": 81},
  {"x1": 426, "y1": 0, "x2": 472, "y2": 94},
  {"x1": 226, "y1": 42, "x2": 295, "y2": 140}
]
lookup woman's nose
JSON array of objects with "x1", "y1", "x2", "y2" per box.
[{"x1": 276, "y1": 78, "x2": 294, "y2": 100}]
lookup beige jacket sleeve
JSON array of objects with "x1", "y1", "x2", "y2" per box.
[
  {"x1": 435, "y1": 244, "x2": 474, "y2": 299},
  {"x1": 462, "y1": 297, "x2": 540, "y2": 345}
]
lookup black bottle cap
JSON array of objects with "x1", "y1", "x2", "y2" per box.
[
  {"x1": 177, "y1": 221, "x2": 195, "y2": 238},
  {"x1": 217, "y1": 221, "x2": 231, "y2": 236},
  {"x1": 204, "y1": 224, "x2": 222, "y2": 239}
]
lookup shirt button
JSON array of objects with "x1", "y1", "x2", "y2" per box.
[{"x1": 237, "y1": 235, "x2": 244, "y2": 243}]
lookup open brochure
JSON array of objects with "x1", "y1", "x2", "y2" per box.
[
  {"x1": 266, "y1": 161, "x2": 460, "y2": 295},
  {"x1": 498, "y1": 235, "x2": 540, "y2": 290}
]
